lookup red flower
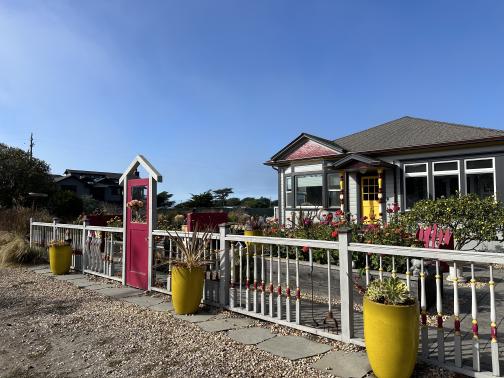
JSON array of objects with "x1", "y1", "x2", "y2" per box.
[
  {"x1": 302, "y1": 246, "x2": 309, "y2": 254},
  {"x1": 335, "y1": 209, "x2": 344, "y2": 217},
  {"x1": 331, "y1": 230, "x2": 338, "y2": 238}
]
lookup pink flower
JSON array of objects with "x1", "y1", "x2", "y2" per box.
[
  {"x1": 331, "y1": 230, "x2": 338, "y2": 238},
  {"x1": 302, "y1": 246, "x2": 309, "y2": 254}
]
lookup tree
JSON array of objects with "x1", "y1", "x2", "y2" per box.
[
  {"x1": 157, "y1": 191, "x2": 175, "y2": 208},
  {"x1": 212, "y1": 188, "x2": 233, "y2": 207},
  {"x1": 0, "y1": 143, "x2": 55, "y2": 208},
  {"x1": 241, "y1": 196, "x2": 271, "y2": 208},
  {"x1": 226, "y1": 197, "x2": 241, "y2": 206},
  {"x1": 176, "y1": 190, "x2": 214, "y2": 208}
]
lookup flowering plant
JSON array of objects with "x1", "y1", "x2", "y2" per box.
[
  {"x1": 127, "y1": 200, "x2": 145, "y2": 223},
  {"x1": 127, "y1": 199, "x2": 144, "y2": 209}
]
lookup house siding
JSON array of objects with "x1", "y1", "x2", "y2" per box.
[{"x1": 348, "y1": 172, "x2": 358, "y2": 216}]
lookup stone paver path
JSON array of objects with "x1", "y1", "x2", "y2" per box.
[
  {"x1": 257, "y1": 335, "x2": 332, "y2": 361},
  {"x1": 29, "y1": 266, "x2": 372, "y2": 377}
]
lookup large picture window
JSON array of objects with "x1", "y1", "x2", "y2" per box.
[
  {"x1": 433, "y1": 160, "x2": 460, "y2": 199},
  {"x1": 404, "y1": 163, "x2": 428, "y2": 209},
  {"x1": 327, "y1": 173, "x2": 341, "y2": 208},
  {"x1": 296, "y1": 174, "x2": 323, "y2": 207},
  {"x1": 465, "y1": 158, "x2": 495, "y2": 198}
]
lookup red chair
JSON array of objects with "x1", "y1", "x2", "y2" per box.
[{"x1": 416, "y1": 224, "x2": 453, "y2": 273}]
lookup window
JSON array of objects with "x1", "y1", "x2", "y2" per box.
[
  {"x1": 404, "y1": 163, "x2": 428, "y2": 209},
  {"x1": 285, "y1": 176, "x2": 293, "y2": 207},
  {"x1": 295, "y1": 174, "x2": 323, "y2": 206},
  {"x1": 327, "y1": 173, "x2": 341, "y2": 208},
  {"x1": 433, "y1": 160, "x2": 459, "y2": 199},
  {"x1": 465, "y1": 158, "x2": 495, "y2": 198}
]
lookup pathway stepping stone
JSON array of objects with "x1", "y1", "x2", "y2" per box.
[
  {"x1": 197, "y1": 318, "x2": 250, "y2": 332},
  {"x1": 122, "y1": 295, "x2": 164, "y2": 308},
  {"x1": 96, "y1": 287, "x2": 142, "y2": 298},
  {"x1": 67, "y1": 279, "x2": 98, "y2": 288},
  {"x1": 54, "y1": 274, "x2": 87, "y2": 281},
  {"x1": 228, "y1": 327, "x2": 276, "y2": 345},
  {"x1": 149, "y1": 302, "x2": 173, "y2": 312},
  {"x1": 174, "y1": 313, "x2": 217, "y2": 323},
  {"x1": 257, "y1": 335, "x2": 331, "y2": 361},
  {"x1": 26, "y1": 265, "x2": 49, "y2": 271},
  {"x1": 84, "y1": 283, "x2": 117, "y2": 290},
  {"x1": 311, "y1": 350, "x2": 371, "y2": 378},
  {"x1": 34, "y1": 268, "x2": 52, "y2": 274}
]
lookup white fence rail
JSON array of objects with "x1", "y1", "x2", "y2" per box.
[{"x1": 30, "y1": 220, "x2": 504, "y2": 376}]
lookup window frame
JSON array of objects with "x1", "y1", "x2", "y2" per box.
[
  {"x1": 464, "y1": 157, "x2": 496, "y2": 198},
  {"x1": 327, "y1": 172, "x2": 341, "y2": 209},
  {"x1": 294, "y1": 173, "x2": 324, "y2": 209},
  {"x1": 403, "y1": 163, "x2": 429, "y2": 210},
  {"x1": 432, "y1": 160, "x2": 460, "y2": 199}
]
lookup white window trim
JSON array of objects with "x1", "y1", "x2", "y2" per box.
[
  {"x1": 464, "y1": 157, "x2": 496, "y2": 197},
  {"x1": 403, "y1": 163, "x2": 430, "y2": 210},
  {"x1": 294, "y1": 173, "x2": 324, "y2": 208},
  {"x1": 432, "y1": 160, "x2": 460, "y2": 199}
]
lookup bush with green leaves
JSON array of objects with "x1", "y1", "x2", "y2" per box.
[
  {"x1": 401, "y1": 194, "x2": 504, "y2": 250},
  {"x1": 365, "y1": 277, "x2": 415, "y2": 305}
]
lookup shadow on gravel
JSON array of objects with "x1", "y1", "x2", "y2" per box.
[{"x1": 0, "y1": 294, "x2": 82, "y2": 321}]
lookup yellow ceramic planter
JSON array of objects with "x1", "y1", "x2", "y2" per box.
[
  {"x1": 244, "y1": 230, "x2": 263, "y2": 237},
  {"x1": 49, "y1": 245, "x2": 72, "y2": 275},
  {"x1": 172, "y1": 266, "x2": 205, "y2": 315},
  {"x1": 364, "y1": 297, "x2": 419, "y2": 378}
]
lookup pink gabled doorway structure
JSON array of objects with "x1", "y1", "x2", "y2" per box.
[{"x1": 119, "y1": 155, "x2": 162, "y2": 291}]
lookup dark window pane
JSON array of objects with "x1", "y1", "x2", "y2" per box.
[
  {"x1": 434, "y1": 175, "x2": 458, "y2": 199},
  {"x1": 466, "y1": 159, "x2": 493, "y2": 170},
  {"x1": 286, "y1": 192, "x2": 293, "y2": 207},
  {"x1": 467, "y1": 173, "x2": 494, "y2": 198},
  {"x1": 329, "y1": 191, "x2": 341, "y2": 208},
  {"x1": 405, "y1": 164, "x2": 427, "y2": 174},
  {"x1": 405, "y1": 177, "x2": 428, "y2": 209},
  {"x1": 130, "y1": 185, "x2": 147, "y2": 223},
  {"x1": 327, "y1": 173, "x2": 339, "y2": 190},
  {"x1": 434, "y1": 161, "x2": 458, "y2": 172},
  {"x1": 296, "y1": 174, "x2": 322, "y2": 206},
  {"x1": 286, "y1": 176, "x2": 292, "y2": 191}
]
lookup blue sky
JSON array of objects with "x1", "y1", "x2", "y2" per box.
[{"x1": 1, "y1": 1, "x2": 504, "y2": 202}]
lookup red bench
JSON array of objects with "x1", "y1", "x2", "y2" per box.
[{"x1": 416, "y1": 224, "x2": 453, "y2": 273}]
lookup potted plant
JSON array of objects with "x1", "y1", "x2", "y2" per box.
[
  {"x1": 127, "y1": 199, "x2": 145, "y2": 223},
  {"x1": 49, "y1": 240, "x2": 72, "y2": 275},
  {"x1": 363, "y1": 277, "x2": 418, "y2": 378},
  {"x1": 244, "y1": 216, "x2": 265, "y2": 237},
  {"x1": 168, "y1": 230, "x2": 211, "y2": 314}
]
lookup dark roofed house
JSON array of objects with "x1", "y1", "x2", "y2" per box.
[
  {"x1": 54, "y1": 169, "x2": 123, "y2": 204},
  {"x1": 267, "y1": 116, "x2": 504, "y2": 226}
]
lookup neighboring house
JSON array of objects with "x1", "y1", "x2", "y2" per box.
[
  {"x1": 266, "y1": 116, "x2": 504, "y2": 225},
  {"x1": 53, "y1": 169, "x2": 123, "y2": 204}
]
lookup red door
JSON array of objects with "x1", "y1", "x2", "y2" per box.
[{"x1": 126, "y1": 178, "x2": 149, "y2": 289}]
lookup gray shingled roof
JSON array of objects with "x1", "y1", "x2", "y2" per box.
[{"x1": 333, "y1": 116, "x2": 504, "y2": 153}]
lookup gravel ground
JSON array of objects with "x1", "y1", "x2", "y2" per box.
[{"x1": 0, "y1": 267, "x2": 459, "y2": 377}]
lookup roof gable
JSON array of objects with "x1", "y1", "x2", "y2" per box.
[
  {"x1": 119, "y1": 154, "x2": 162, "y2": 184},
  {"x1": 269, "y1": 133, "x2": 344, "y2": 163},
  {"x1": 334, "y1": 116, "x2": 504, "y2": 154}
]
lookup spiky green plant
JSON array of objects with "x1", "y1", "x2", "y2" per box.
[
  {"x1": 365, "y1": 277, "x2": 415, "y2": 305},
  {"x1": 168, "y1": 229, "x2": 213, "y2": 270}
]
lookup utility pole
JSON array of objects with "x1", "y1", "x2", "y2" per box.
[{"x1": 29, "y1": 133, "x2": 34, "y2": 159}]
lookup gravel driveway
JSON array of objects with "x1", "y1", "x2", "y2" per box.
[{"x1": 0, "y1": 267, "x2": 457, "y2": 378}]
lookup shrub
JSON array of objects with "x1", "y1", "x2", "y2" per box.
[
  {"x1": 48, "y1": 190, "x2": 83, "y2": 221},
  {"x1": 0, "y1": 231, "x2": 47, "y2": 266},
  {"x1": 365, "y1": 277, "x2": 415, "y2": 305},
  {"x1": 401, "y1": 194, "x2": 504, "y2": 250}
]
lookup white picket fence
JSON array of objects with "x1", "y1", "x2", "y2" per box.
[{"x1": 30, "y1": 219, "x2": 504, "y2": 377}]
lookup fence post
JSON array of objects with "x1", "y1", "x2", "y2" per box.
[
  {"x1": 29, "y1": 217, "x2": 33, "y2": 248},
  {"x1": 52, "y1": 218, "x2": 59, "y2": 241},
  {"x1": 219, "y1": 223, "x2": 230, "y2": 307},
  {"x1": 81, "y1": 219, "x2": 88, "y2": 273},
  {"x1": 338, "y1": 227, "x2": 354, "y2": 341}
]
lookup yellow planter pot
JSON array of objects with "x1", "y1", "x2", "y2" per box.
[
  {"x1": 49, "y1": 245, "x2": 72, "y2": 275},
  {"x1": 364, "y1": 297, "x2": 419, "y2": 378},
  {"x1": 172, "y1": 266, "x2": 205, "y2": 315},
  {"x1": 244, "y1": 230, "x2": 263, "y2": 237}
]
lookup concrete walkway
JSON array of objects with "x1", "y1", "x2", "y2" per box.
[{"x1": 28, "y1": 265, "x2": 371, "y2": 378}]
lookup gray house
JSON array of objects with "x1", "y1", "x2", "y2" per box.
[
  {"x1": 54, "y1": 169, "x2": 123, "y2": 204},
  {"x1": 266, "y1": 116, "x2": 504, "y2": 225}
]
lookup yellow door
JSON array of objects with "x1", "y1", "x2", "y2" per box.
[{"x1": 361, "y1": 176, "x2": 380, "y2": 222}]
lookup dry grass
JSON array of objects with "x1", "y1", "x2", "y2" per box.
[
  {"x1": 0, "y1": 207, "x2": 52, "y2": 236},
  {"x1": 0, "y1": 231, "x2": 47, "y2": 266}
]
